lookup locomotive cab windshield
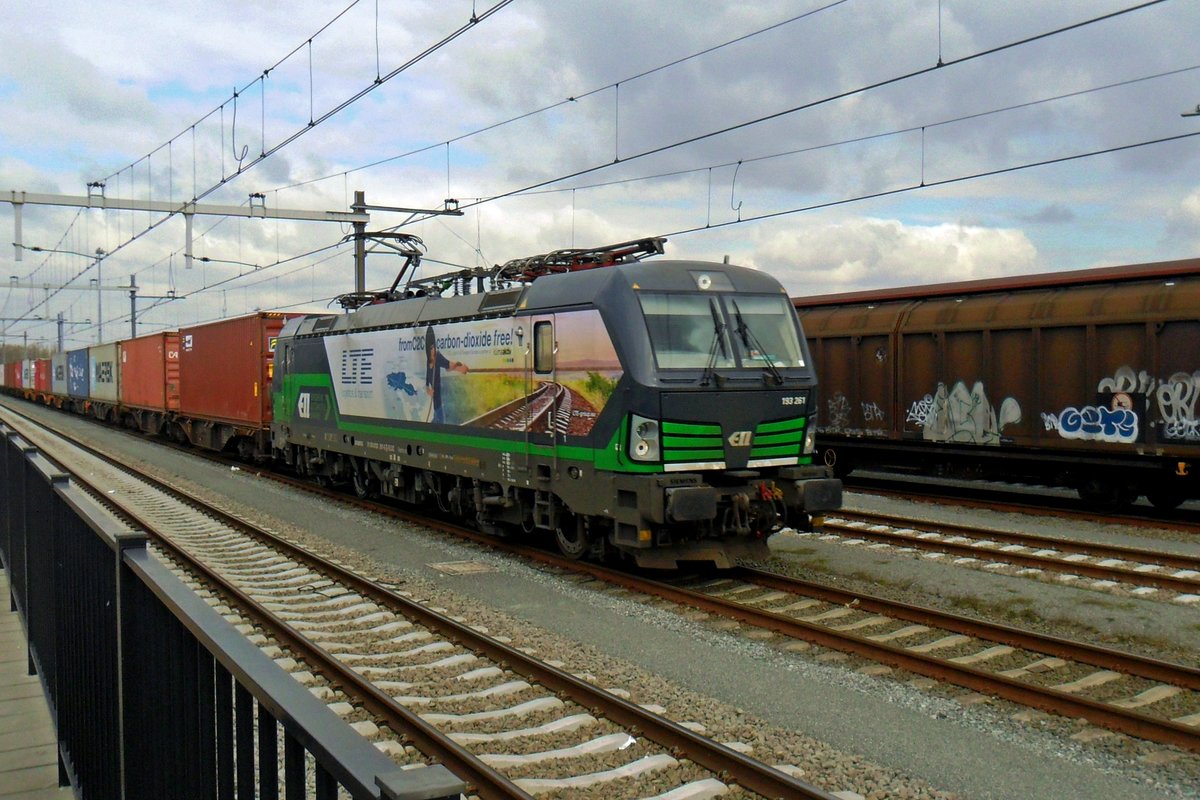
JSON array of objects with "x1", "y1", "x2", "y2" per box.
[{"x1": 639, "y1": 291, "x2": 807, "y2": 378}]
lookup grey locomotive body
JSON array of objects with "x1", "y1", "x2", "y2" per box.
[{"x1": 273, "y1": 248, "x2": 841, "y2": 568}]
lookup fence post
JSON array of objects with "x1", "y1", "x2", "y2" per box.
[
  {"x1": 0, "y1": 425, "x2": 10, "y2": 572},
  {"x1": 9, "y1": 443, "x2": 35, "y2": 619}
]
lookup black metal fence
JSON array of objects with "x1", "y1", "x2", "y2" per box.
[{"x1": 0, "y1": 424, "x2": 465, "y2": 800}]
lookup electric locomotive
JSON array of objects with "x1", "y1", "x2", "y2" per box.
[{"x1": 271, "y1": 238, "x2": 841, "y2": 568}]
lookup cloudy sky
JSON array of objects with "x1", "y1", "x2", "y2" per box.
[{"x1": 1, "y1": 0, "x2": 1198, "y2": 348}]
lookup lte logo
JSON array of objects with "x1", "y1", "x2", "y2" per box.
[
  {"x1": 297, "y1": 393, "x2": 311, "y2": 419},
  {"x1": 340, "y1": 348, "x2": 374, "y2": 385},
  {"x1": 727, "y1": 431, "x2": 753, "y2": 447}
]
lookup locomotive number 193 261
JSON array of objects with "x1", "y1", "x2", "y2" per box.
[{"x1": 781, "y1": 395, "x2": 807, "y2": 407}]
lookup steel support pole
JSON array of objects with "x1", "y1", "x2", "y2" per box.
[
  {"x1": 96, "y1": 258, "x2": 103, "y2": 344},
  {"x1": 129, "y1": 275, "x2": 137, "y2": 339},
  {"x1": 352, "y1": 191, "x2": 366, "y2": 295},
  {"x1": 13, "y1": 200, "x2": 22, "y2": 261}
]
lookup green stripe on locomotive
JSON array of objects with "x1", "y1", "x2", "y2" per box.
[
  {"x1": 276, "y1": 372, "x2": 665, "y2": 473},
  {"x1": 277, "y1": 373, "x2": 814, "y2": 472}
]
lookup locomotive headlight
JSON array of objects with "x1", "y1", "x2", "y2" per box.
[
  {"x1": 803, "y1": 423, "x2": 817, "y2": 455},
  {"x1": 629, "y1": 415, "x2": 660, "y2": 461},
  {"x1": 696, "y1": 273, "x2": 713, "y2": 290}
]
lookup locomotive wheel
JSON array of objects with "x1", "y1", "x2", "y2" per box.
[
  {"x1": 352, "y1": 471, "x2": 376, "y2": 499},
  {"x1": 555, "y1": 513, "x2": 592, "y2": 560},
  {"x1": 475, "y1": 512, "x2": 508, "y2": 537}
]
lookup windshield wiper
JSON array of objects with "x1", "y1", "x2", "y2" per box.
[
  {"x1": 731, "y1": 299, "x2": 784, "y2": 386},
  {"x1": 700, "y1": 297, "x2": 727, "y2": 388}
]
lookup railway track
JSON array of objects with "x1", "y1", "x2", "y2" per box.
[
  {"x1": 814, "y1": 510, "x2": 1200, "y2": 596},
  {"x1": 468, "y1": 552, "x2": 1200, "y2": 754},
  {"x1": 672, "y1": 567, "x2": 1200, "y2": 751},
  {"x1": 2, "y1": 406, "x2": 839, "y2": 800},
  {"x1": 845, "y1": 473, "x2": 1200, "y2": 534},
  {"x1": 7, "y1": 400, "x2": 1199, "y2": 759}
]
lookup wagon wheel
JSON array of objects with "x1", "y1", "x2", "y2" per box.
[
  {"x1": 555, "y1": 512, "x2": 592, "y2": 560},
  {"x1": 1076, "y1": 477, "x2": 1137, "y2": 510},
  {"x1": 1146, "y1": 487, "x2": 1186, "y2": 510}
]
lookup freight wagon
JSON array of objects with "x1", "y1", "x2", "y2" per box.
[
  {"x1": 67, "y1": 348, "x2": 90, "y2": 407},
  {"x1": 33, "y1": 358, "x2": 51, "y2": 399},
  {"x1": 87, "y1": 342, "x2": 121, "y2": 418},
  {"x1": 119, "y1": 331, "x2": 180, "y2": 434},
  {"x1": 795, "y1": 258, "x2": 1200, "y2": 509},
  {"x1": 51, "y1": 352, "x2": 67, "y2": 400},
  {"x1": 176, "y1": 313, "x2": 292, "y2": 455},
  {"x1": 2, "y1": 315, "x2": 291, "y2": 453}
]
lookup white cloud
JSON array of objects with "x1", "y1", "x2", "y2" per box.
[
  {"x1": 1182, "y1": 189, "x2": 1200, "y2": 223},
  {"x1": 1, "y1": 0, "x2": 1198, "y2": 345},
  {"x1": 750, "y1": 217, "x2": 1040, "y2": 295}
]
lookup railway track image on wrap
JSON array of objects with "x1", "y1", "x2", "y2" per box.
[{"x1": 466, "y1": 382, "x2": 598, "y2": 435}]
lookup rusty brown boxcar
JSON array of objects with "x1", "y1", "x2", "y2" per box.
[
  {"x1": 177, "y1": 312, "x2": 293, "y2": 456},
  {"x1": 795, "y1": 258, "x2": 1200, "y2": 509}
]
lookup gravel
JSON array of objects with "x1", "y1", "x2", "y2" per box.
[{"x1": 5, "y1": 397, "x2": 1199, "y2": 800}]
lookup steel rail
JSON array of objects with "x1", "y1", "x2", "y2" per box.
[
  {"x1": 80, "y1": 422, "x2": 1200, "y2": 751},
  {"x1": 845, "y1": 477, "x2": 1200, "y2": 534},
  {"x1": 570, "y1": 565, "x2": 1200, "y2": 753},
  {"x1": 825, "y1": 515, "x2": 1200, "y2": 592},
  {"x1": 2, "y1": 406, "x2": 838, "y2": 800},
  {"x1": 834, "y1": 509, "x2": 1200, "y2": 573},
  {"x1": 732, "y1": 567, "x2": 1200, "y2": 690},
  {"x1": 8, "y1": 400, "x2": 1197, "y2": 754}
]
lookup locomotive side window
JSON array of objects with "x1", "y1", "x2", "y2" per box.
[
  {"x1": 534, "y1": 321, "x2": 554, "y2": 374},
  {"x1": 639, "y1": 294, "x2": 734, "y2": 369}
]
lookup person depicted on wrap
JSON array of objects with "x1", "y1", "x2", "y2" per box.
[{"x1": 424, "y1": 326, "x2": 469, "y2": 423}]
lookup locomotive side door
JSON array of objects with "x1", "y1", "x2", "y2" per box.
[{"x1": 525, "y1": 315, "x2": 558, "y2": 476}]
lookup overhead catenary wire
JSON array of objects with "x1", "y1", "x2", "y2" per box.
[
  {"x1": 266, "y1": 0, "x2": 853, "y2": 193},
  {"x1": 2, "y1": 0, "x2": 1187, "y2": 348},
  {"x1": 3, "y1": 1, "x2": 515, "y2": 333},
  {"x1": 505, "y1": 64, "x2": 1200, "y2": 200},
  {"x1": 659, "y1": 130, "x2": 1200, "y2": 238},
  {"x1": 438, "y1": 0, "x2": 1171, "y2": 219}
]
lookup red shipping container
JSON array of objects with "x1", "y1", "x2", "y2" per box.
[
  {"x1": 178, "y1": 313, "x2": 293, "y2": 426},
  {"x1": 35, "y1": 358, "x2": 52, "y2": 393},
  {"x1": 3, "y1": 361, "x2": 20, "y2": 388},
  {"x1": 120, "y1": 331, "x2": 181, "y2": 411}
]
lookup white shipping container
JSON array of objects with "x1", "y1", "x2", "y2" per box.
[
  {"x1": 88, "y1": 343, "x2": 120, "y2": 403},
  {"x1": 51, "y1": 352, "x2": 68, "y2": 396}
]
